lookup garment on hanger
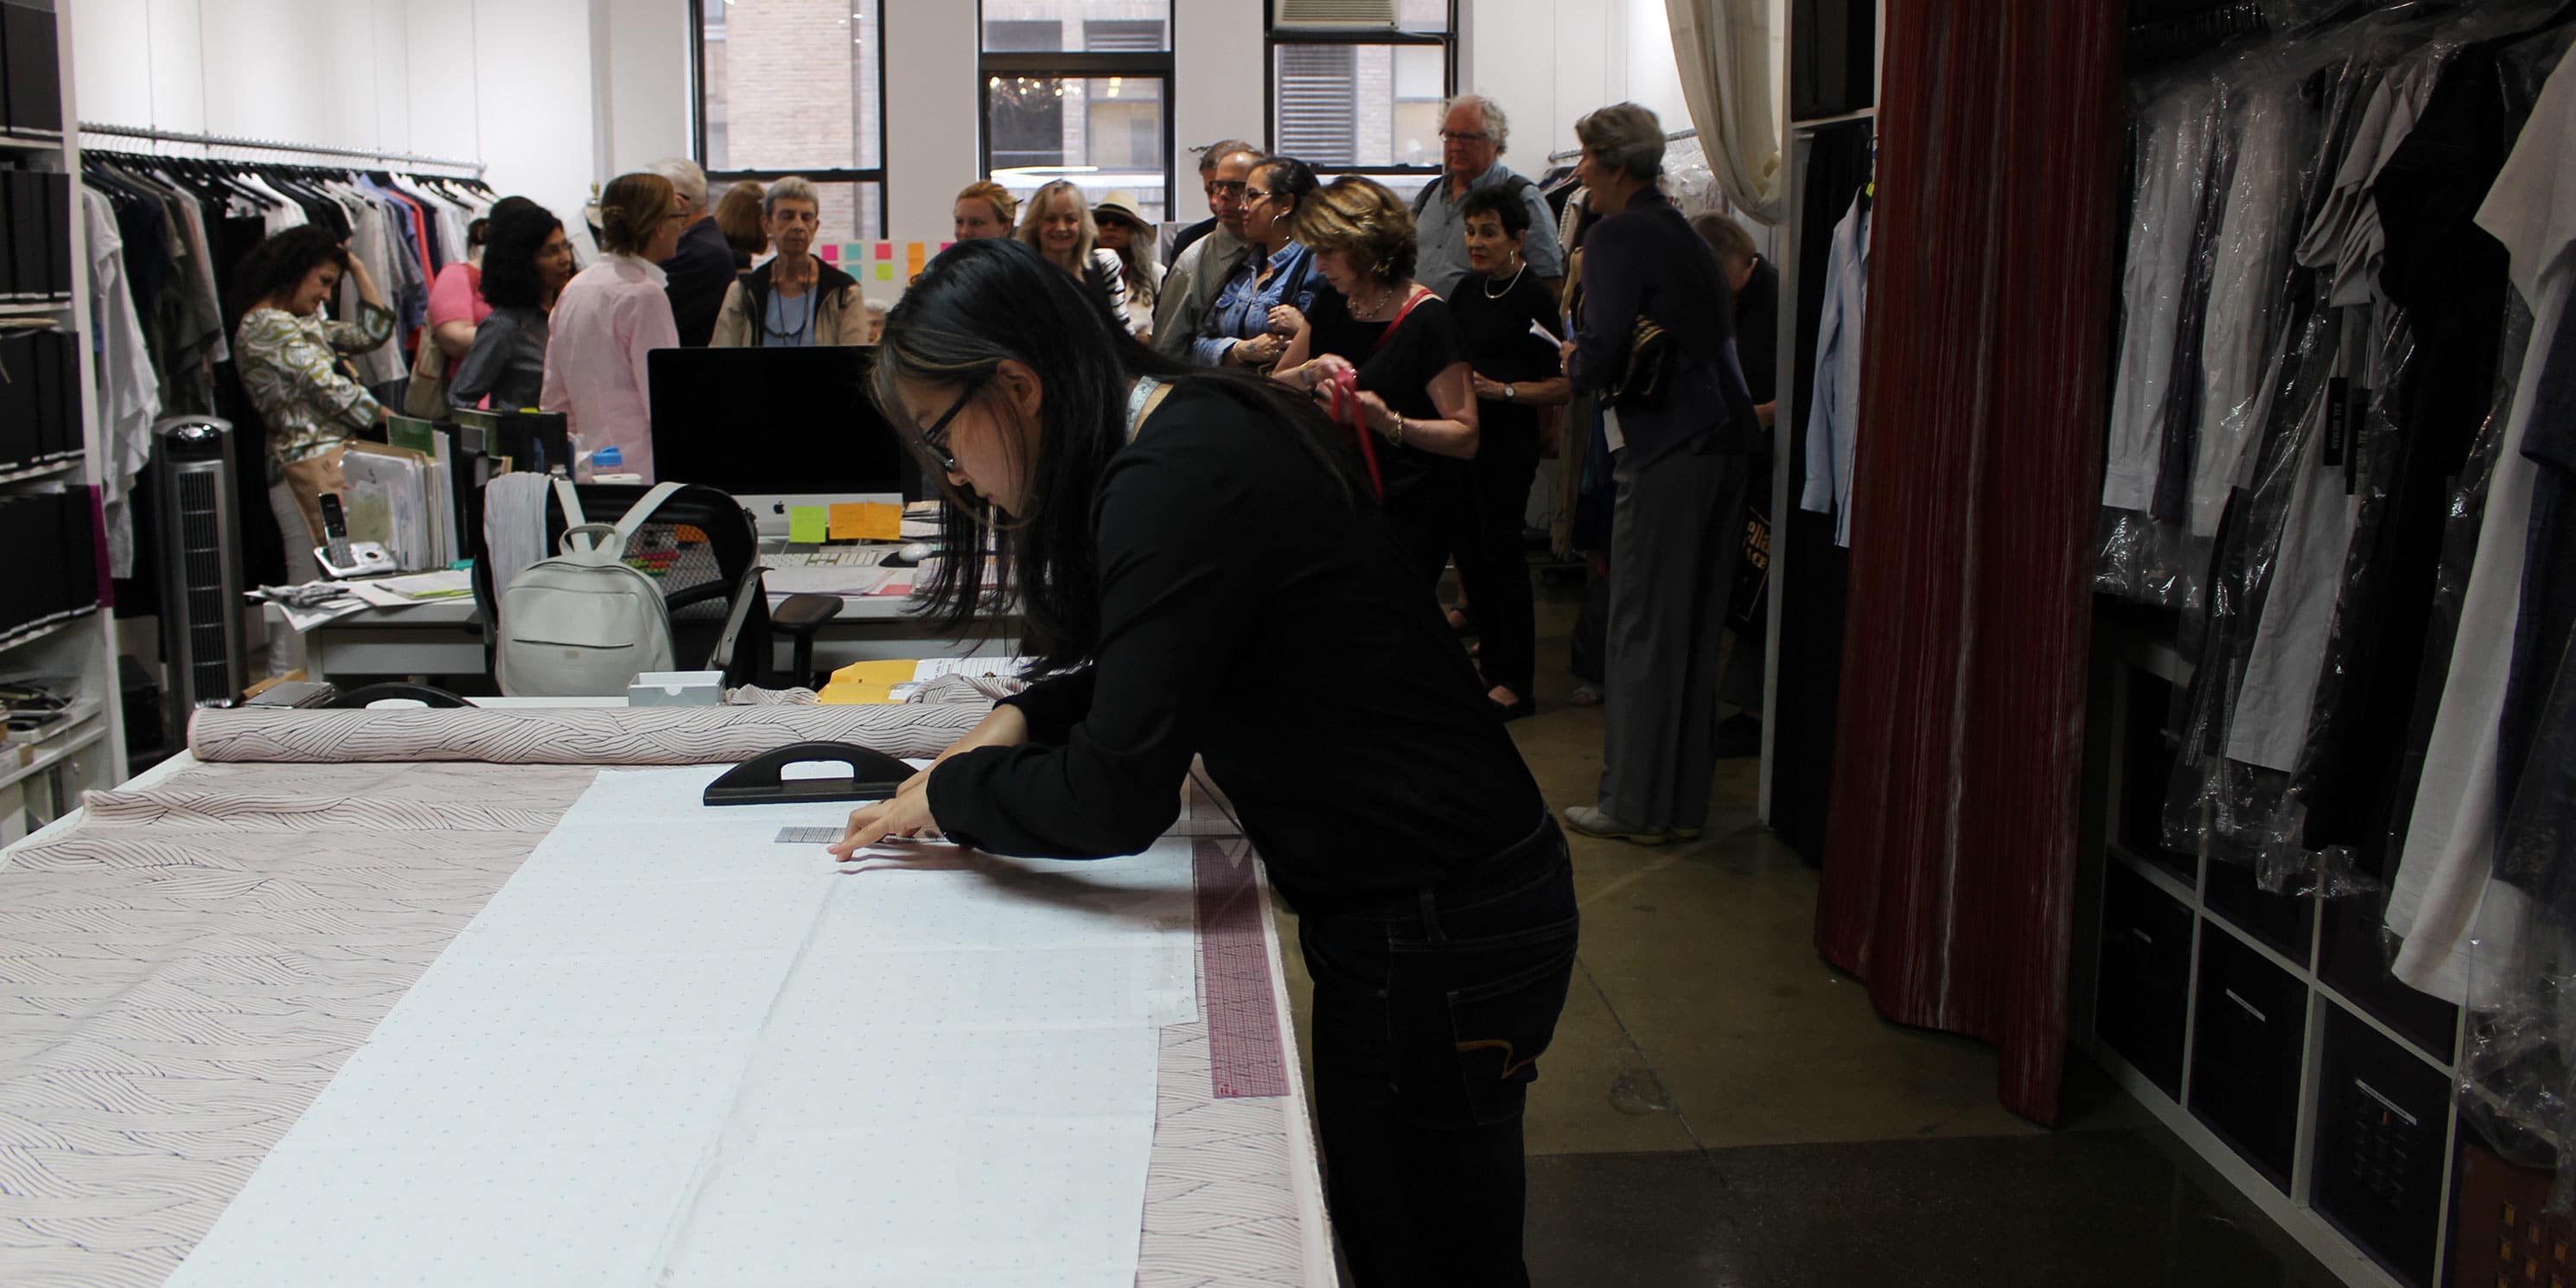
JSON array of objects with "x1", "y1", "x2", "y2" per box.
[
  {"x1": 83, "y1": 185, "x2": 161, "y2": 579},
  {"x1": 1800, "y1": 190, "x2": 1869, "y2": 548}
]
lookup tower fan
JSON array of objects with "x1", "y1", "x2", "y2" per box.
[{"x1": 153, "y1": 416, "x2": 246, "y2": 736}]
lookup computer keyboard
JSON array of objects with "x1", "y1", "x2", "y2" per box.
[{"x1": 764, "y1": 547, "x2": 894, "y2": 569}]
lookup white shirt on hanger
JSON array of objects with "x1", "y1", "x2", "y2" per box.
[{"x1": 2103, "y1": 80, "x2": 2221, "y2": 514}]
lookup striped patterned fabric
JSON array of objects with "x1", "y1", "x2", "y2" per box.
[
  {"x1": 187, "y1": 705, "x2": 989, "y2": 766},
  {"x1": 1, "y1": 737, "x2": 1330, "y2": 1285}
]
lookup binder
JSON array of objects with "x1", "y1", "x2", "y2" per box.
[
  {"x1": 9, "y1": 171, "x2": 48, "y2": 297},
  {"x1": 1, "y1": 1, "x2": 60, "y2": 137},
  {"x1": 50, "y1": 326, "x2": 77, "y2": 459},
  {"x1": 0, "y1": 329, "x2": 33, "y2": 470},
  {"x1": 41, "y1": 170, "x2": 69, "y2": 295},
  {"x1": 28, "y1": 327, "x2": 62, "y2": 461},
  {"x1": 59, "y1": 488, "x2": 97, "y2": 615}
]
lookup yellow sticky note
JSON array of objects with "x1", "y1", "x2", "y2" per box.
[
  {"x1": 827, "y1": 501, "x2": 901, "y2": 541},
  {"x1": 876, "y1": 262, "x2": 895, "y2": 281},
  {"x1": 787, "y1": 506, "x2": 827, "y2": 544}
]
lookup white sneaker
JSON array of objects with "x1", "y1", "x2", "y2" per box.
[{"x1": 1563, "y1": 806, "x2": 1672, "y2": 845}]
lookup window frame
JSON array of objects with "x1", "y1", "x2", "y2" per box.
[
  {"x1": 975, "y1": 3, "x2": 1180, "y2": 227},
  {"x1": 1264, "y1": 1, "x2": 1459, "y2": 180},
  {"x1": 688, "y1": 0, "x2": 889, "y2": 238}
]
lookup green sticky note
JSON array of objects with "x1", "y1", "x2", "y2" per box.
[
  {"x1": 788, "y1": 506, "x2": 828, "y2": 544},
  {"x1": 876, "y1": 261, "x2": 895, "y2": 281}
]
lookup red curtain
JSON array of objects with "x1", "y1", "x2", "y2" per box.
[{"x1": 1811, "y1": 0, "x2": 2125, "y2": 1126}]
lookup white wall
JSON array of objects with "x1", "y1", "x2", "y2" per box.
[
  {"x1": 67, "y1": 0, "x2": 606, "y2": 257},
  {"x1": 596, "y1": 0, "x2": 695, "y2": 177},
  {"x1": 880, "y1": 0, "x2": 980, "y2": 237},
  {"x1": 1463, "y1": 0, "x2": 1689, "y2": 171}
]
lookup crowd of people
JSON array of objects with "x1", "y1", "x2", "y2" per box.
[{"x1": 221, "y1": 93, "x2": 1777, "y2": 1288}]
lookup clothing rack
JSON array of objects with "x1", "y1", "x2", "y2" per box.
[
  {"x1": 76, "y1": 121, "x2": 484, "y2": 175},
  {"x1": 1546, "y1": 126, "x2": 1699, "y2": 164}
]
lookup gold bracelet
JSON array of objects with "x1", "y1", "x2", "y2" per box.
[{"x1": 1389, "y1": 416, "x2": 1406, "y2": 446}]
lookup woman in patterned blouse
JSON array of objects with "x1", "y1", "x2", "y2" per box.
[{"x1": 228, "y1": 227, "x2": 394, "y2": 577}]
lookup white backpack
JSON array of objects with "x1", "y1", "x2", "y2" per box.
[{"x1": 494, "y1": 480, "x2": 682, "y2": 697}]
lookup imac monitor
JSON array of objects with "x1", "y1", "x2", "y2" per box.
[{"x1": 647, "y1": 347, "x2": 915, "y2": 537}]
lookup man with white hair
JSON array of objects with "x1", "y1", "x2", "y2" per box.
[
  {"x1": 710, "y1": 176, "x2": 869, "y2": 348},
  {"x1": 646, "y1": 156, "x2": 736, "y2": 347},
  {"x1": 1412, "y1": 95, "x2": 1564, "y2": 300}
]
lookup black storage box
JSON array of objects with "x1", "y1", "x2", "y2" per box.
[
  {"x1": 2189, "y1": 923, "x2": 2309, "y2": 1189},
  {"x1": 2310, "y1": 1006, "x2": 2450, "y2": 1287},
  {"x1": 2096, "y1": 860, "x2": 2195, "y2": 1098}
]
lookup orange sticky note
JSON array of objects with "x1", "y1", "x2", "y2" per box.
[
  {"x1": 905, "y1": 242, "x2": 926, "y2": 272},
  {"x1": 827, "y1": 501, "x2": 901, "y2": 541}
]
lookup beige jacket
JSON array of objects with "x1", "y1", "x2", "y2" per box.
[{"x1": 710, "y1": 257, "x2": 870, "y2": 347}]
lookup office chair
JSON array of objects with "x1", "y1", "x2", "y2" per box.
[{"x1": 468, "y1": 480, "x2": 842, "y2": 692}]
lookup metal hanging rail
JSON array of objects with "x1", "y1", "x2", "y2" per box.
[
  {"x1": 75, "y1": 121, "x2": 485, "y2": 174},
  {"x1": 1546, "y1": 126, "x2": 1699, "y2": 165}
]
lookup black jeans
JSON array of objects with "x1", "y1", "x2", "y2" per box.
[
  {"x1": 1296, "y1": 814, "x2": 1580, "y2": 1287},
  {"x1": 1453, "y1": 424, "x2": 1544, "y2": 700}
]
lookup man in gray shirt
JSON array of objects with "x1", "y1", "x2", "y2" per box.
[
  {"x1": 1152, "y1": 141, "x2": 1261, "y2": 362},
  {"x1": 1412, "y1": 96, "x2": 1564, "y2": 300}
]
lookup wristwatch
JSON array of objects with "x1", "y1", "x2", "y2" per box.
[{"x1": 1504, "y1": 383, "x2": 1517, "y2": 403}]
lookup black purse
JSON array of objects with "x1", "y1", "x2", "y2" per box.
[{"x1": 1611, "y1": 315, "x2": 1673, "y2": 411}]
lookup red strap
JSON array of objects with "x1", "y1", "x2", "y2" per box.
[
  {"x1": 1323, "y1": 370, "x2": 1385, "y2": 500},
  {"x1": 1369, "y1": 288, "x2": 1429, "y2": 354}
]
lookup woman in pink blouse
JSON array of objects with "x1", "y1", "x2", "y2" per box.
[
  {"x1": 425, "y1": 196, "x2": 539, "y2": 363},
  {"x1": 539, "y1": 174, "x2": 685, "y2": 481}
]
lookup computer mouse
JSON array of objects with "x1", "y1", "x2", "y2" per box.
[{"x1": 884, "y1": 542, "x2": 937, "y2": 568}]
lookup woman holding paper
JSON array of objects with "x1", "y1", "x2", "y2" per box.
[
  {"x1": 1445, "y1": 187, "x2": 1569, "y2": 722},
  {"x1": 832, "y1": 237, "x2": 1571, "y2": 1288}
]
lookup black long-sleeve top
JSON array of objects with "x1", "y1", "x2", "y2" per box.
[
  {"x1": 1566, "y1": 188, "x2": 1764, "y2": 461},
  {"x1": 925, "y1": 380, "x2": 1546, "y2": 907}
]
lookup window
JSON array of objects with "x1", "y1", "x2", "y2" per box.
[
  {"x1": 1268, "y1": 0, "x2": 1454, "y2": 175},
  {"x1": 692, "y1": 0, "x2": 886, "y2": 239},
  {"x1": 979, "y1": 2, "x2": 1176, "y2": 224}
]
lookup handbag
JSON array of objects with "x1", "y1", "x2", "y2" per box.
[
  {"x1": 1610, "y1": 315, "x2": 1673, "y2": 411},
  {"x1": 404, "y1": 330, "x2": 451, "y2": 419}
]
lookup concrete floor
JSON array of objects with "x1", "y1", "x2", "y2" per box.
[{"x1": 1277, "y1": 583, "x2": 2349, "y2": 1286}]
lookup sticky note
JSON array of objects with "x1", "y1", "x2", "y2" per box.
[
  {"x1": 875, "y1": 242, "x2": 893, "y2": 260},
  {"x1": 828, "y1": 502, "x2": 901, "y2": 542},
  {"x1": 876, "y1": 262, "x2": 894, "y2": 281},
  {"x1": 787, "y1": 506, "x2": 827, "y2": 544},
  {"x1": 830, "y1": 659, "x2": 915, "y2": 685},
  {"x1": 818, "y1": 244, "x2": 839, "y2": 263},
  {"x1": 905, "y1": 242, "x2": 926, "y2": 273},
  {"x1": 940, "y1": 241, "x2": 955, "y2": 252}
]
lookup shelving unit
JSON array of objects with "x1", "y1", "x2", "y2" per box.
[
  {"x1": 2080, "y1": 605, "x2": 2471, "y2": 1288},
  {"x1": 1, "y1": 0, "x2": 126, "y2": 845}
]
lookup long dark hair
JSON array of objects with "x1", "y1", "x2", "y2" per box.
[
  {"x1": 870, "y1": 237, "x2": 1366, "y2": 675},
  {"x1": 479, "y1": 203, "x2": 564, "y2": 309},
  {"x1": 225, "y1": 226, "x2": 351, "y2": 335}
]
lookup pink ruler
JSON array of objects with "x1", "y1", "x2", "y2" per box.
[{"x1": 1192, "y1": 837, "x2": 1292, "y2": 1099}]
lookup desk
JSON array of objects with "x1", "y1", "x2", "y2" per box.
[
  {"x1": 274, "y1": 593, "x2": 1017, "y2": 684},
  {"x1": 0, "y1": 706, "x2": 1333, "y2": 1285}
]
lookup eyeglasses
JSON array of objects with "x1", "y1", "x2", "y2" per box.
[
  {"x1": 915, "y1": 379, "x2": 983, "y2": 473},
  {"x1": 1207, "y1": 180, "x2": 1247, "y2": 196},
  {"x1": 1439, "y1": 130, "x2": 1491, "y2": 143},
  {"x1": 1243, "y1": 187, "x2": 1274, "y2": 202}
]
